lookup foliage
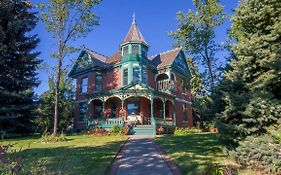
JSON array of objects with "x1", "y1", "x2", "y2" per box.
[
  {"x1": 37, "y1": 0, "x2": 101, "y2": 135},
  {"x1": 156, "y1": 125, "x2": 175, "y2": 135},
  {"x1": 229, "y1": 133, "x2": 281, "y2": 174},
  {"x1": 36, "y1": 70, "x2": 74, "y2": 133},
  {"x1": 0, "y1": 0, "x2": 41, "y2": 134},
  {"x1": 202, "y1": 163, "x2": 237, "y2": 175},
  {"x1": 170, "y1": 0, "x2": 227, "y2": 93},
  {"x1": 88, "y1": 128, "x2": 109, "y2": 136},
  {"x1": 110, "y1": 126, "x2": 127, "y2": 135},
  {"x1": 40, "y1": 132, "x2": 67, "y2": 143},
  {"x1": 1, "y1": 135, "x2": 126, "y2": 175},
  {"x1": 218, "y1": 0, "x2": 281, "y2": 144},
  {"x1": 0, "y1": 144, "x2": 24, "y2": 175},
  {"x1": 174, "y1": 127, "x2": 202, "y2": 135}
]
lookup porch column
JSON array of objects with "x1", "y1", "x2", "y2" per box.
[
  {"x1": 121, "y1": 94, "x2": 124, "y2": 118},
  {"x1": 163, "y1": 98, "x2": 166, "y2": 122},
  {"x1": 173, "y1": 101, "x2": 176, "y2": 126},
  {"x1": 150, "y1": 96, "x2": 154, "y2": 118}
]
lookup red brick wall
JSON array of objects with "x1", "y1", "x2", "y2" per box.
[{"x1": 148, "y1": 68, "x2": 156, "y2": 88}]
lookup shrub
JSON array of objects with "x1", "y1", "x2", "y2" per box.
[
  {"x1": 202, "y1": 163, "x2": 238, "y2": 175},
  {"x1": 0, "y1": 144, "x2": 24, "y2": 175},
  {"x1": 229, "y1": 134, "x2": 281, "y2": 174},
  {"x1": 110, "y1": 126, "x2": 125, "y2": 135},
  {"x1": 156, "y1": 125, "x2": 175, "y2": 135},
  {"x1": 40, "y1": 132, "x2": 67, "y2": 143},
  {"x1": 89, "y1": 128, "x2": 109, "y2": 136},
  {"x1": 174, "y1": 127, "x2": 202, "y2": 135}
]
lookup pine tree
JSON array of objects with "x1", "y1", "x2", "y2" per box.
[
  {"x1": 36, "y1": 70, "x2": 74, "y2": 133},
  {"x1": 0, "y1": 0, "x2": 41, "y2": 134},
  {"x1": 218, "y1": 0, "x2": 281, "y2": 143}
]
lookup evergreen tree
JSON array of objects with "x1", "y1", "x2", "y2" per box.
[
  {"x1": 36, "y1": 70, "x2": 74, "y2": 133},
  {"x1": 0, "y1": 0, "x2": 41, "y2": 134},
  {"x1": 170, "y1": 0, "x2": 227, "y2": 93},
  {"x1": 218, "y1": 0, "x2": 281, "y2": 143}
]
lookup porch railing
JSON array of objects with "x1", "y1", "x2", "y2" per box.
[
  {"x1": 156, "y1": 80, "x2": 176, "y2": 91},
  {"x1": 86, "y1": 118, "x2": 124, "y2": 129}
]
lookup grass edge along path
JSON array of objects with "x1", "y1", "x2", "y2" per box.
[
  {"x1": 155, "y1": 132, "x2": 226, "y2": 175},
  {"x1": 0, "y1": 135, "x2": 127, "y2": 175}
]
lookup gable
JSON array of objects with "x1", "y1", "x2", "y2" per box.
[
  {"x1": 69, "y1": 51, "x2": 94, "y2": 77},
  {"x1": 172, "y1": 51, "x2": 191, "y2": 77}
]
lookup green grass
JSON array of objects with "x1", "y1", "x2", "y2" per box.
[
  {"x1": 1, "y1": 135, "x2": 127, "y2": 175},
  {"x1": 156, "y1": 133, "x2": 226, "y2": 175}
]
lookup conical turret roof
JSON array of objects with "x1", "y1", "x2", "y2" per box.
[{"x1": 121, "y1": 15, "x2": 148, "y2": 47}]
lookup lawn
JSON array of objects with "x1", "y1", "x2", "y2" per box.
[
  {"x1": 0, "y1": 135, "x2": 127, "y2": 175},
  {"x1": 156, "y1": 133, "x2": 226, "y2": 175}
]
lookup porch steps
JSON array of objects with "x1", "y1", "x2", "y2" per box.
[{"x1": 131, "y1": 125, "x2": 155, "y2": 135}]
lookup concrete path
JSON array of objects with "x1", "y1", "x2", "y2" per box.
[{"x1": 111, "y1": 136, "x2": 174, "y2": 175}]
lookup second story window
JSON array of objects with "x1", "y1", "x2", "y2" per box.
[
  {"x1": 95, "y1": 75, "x2": 102, "y2": 91},
  {"x1": 182, "y1": 79, "x2": 186, "y2": 94},
  {"x1": 81, "y1": 77, "x2": 88, "y2": 93},
  {"x1": 142, "y1": 66, "x2": 147, "y2": 84},
  {"x1": 123, "y1": 68, "x2": 128, "y2": 86},
  {"x1": 123, "y1": 46, "x2": 129, "y2": 56},
  {"x1": 133, "y1": 66, "x2": 140, "y2": 82},
  {"x1": 132, "y1": 45, "x2": 139, "y2": 54}
]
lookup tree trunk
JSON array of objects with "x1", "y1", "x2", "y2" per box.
[
  {"x1": 53, "y1": 44, "x2": 63, "y2": 136},
  {"x1": 206, "y1": 58, "x2": 215, "y2": 93}
]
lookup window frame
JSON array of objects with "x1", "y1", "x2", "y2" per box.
[
  {"x1": 123, "y1": 46, "x2": 129, "y2": 56},
  {"x1": 133, "y1": 66, "x2": 140, "y2": 82},
  {"x1": 132, "y1": 44, "x2": 139, "y2": 54},
  {"x1": 95, "y1": 75, "x2": 103, "y2": 91},
  {"x1": 123, "y1": 67, "x2": 128, "y2": 86},
  {"x1": 80, "y1": 77, "x2": 88, "y2": 94}
]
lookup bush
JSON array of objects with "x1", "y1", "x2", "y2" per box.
[
  {"x1": 40, "y1": 132, "x2": 67, "y2": 143},
  {"x1": 156, "y1": 125, "x2": 175, "y2": 135},
  {"x1": 202, "y1": 163, "x2": 238, "y2": 175},
  {"x1": 229, "y1": 134, "x2": 281, "y2": 174},
  {"x1": 0, "y1": 144, "x2": 24, "y2": 175},
  {"x1": 89, "y1": 128, "x2": 109, "y2": 136},
  {"x1": 174, "y1": 127, "x2": 202, "y2": 135},
  {"x1": 110, "y1": 126, "x2": 127, "y2": 135}
]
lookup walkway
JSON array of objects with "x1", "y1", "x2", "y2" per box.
[{"x1": 110, "y1": 136, "x2": 176, "y2": 175}]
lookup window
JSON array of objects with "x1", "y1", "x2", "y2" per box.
[
  {"x1": 123, "y1": 68, "x2": 128, "y2": 85},
  {"x1": 132, "y1": 45, "x2": 139, "y2": 54},
  {"x1": 127, "y1": 101, "x2": 140, "y2": 115},
  {"x1": 95, "y1": 75, "x2": 102, "y2": 91},
  {"x1": 123, "y1": 46, "x2": 129, "y2": 56},
  {"x1": 141, "y1": 47, "x2": 147, "y2": 57},
  {"x1": 182, "y1": 79, "x2": 186, "y2": 94},
  {"x1": 142, "y1": 66, "x2": 147, "y2": 84},
  {"x1": 110, "y1": 102, "x2": 117, "y2": 118},
  {"x1": 81, "y1": 77, "x2": 88, "y2": 93},
  {"x1": 133, "y1": 66, "x2": 140, "y2": 82},
  {"x1": 79, "y1": 102, "x2": 88, "y2": 121},
  {"x1": 183, "y1": 104, "x2": 188, "y2": 121}
]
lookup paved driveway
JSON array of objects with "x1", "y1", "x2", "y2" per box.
[{"x1": 114, "y1": 136, "x2": 174, "y2": 175}]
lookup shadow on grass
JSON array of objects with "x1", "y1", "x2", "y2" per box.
[
  {"x1": 10, "y1": 139, "x2": 124, "y2": 175},
  {"x1": 156, "y1": 133, "x2": 224, "y2": 175}
]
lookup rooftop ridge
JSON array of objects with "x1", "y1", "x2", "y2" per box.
[
  {"x1": 85, "y1": 48, "x2": 109, "y2": 59},
  {"x1": 149, "y1": 48, "x2": 181, "y2": 59}
]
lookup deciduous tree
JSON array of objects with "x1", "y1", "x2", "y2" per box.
[{"x1": 38, "y1": 0, "x2": 101, "y2": 135}]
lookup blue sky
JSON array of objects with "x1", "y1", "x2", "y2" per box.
[{"x1": 30, "y1": 0, "x2": 239, "y2": 95}]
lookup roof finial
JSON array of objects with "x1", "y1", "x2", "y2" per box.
[{"x1": 132, "y1": 12, "x2": 136, "y2": 24}]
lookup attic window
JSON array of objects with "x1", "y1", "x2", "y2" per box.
[{"x1": 141, "y1": 47, "x2": 147, "y2": 57}]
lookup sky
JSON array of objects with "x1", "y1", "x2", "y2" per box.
[{"x1": 30, "y1": 0, "x2": 239, "y2": 95}]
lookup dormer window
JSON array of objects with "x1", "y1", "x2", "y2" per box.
[
  {"x1": 132, "y1": 45, "x2": 139, "y2": 54},
  {"x1": 123, "y1": 46, "x2": 129, "y2": 56}
]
